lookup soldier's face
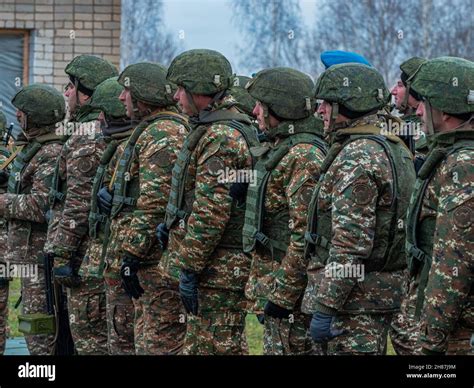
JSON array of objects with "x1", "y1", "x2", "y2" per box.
[
  {"x1": 64, "y1": 82, "x2": 89, "y2": 113},
  {"x1": 173, "y1": 87, "x2": 192, "y2": 115},
  {"x1": 16, "y1": 110, "x2": 27, "y2": 129},
  {"x1": 391, "y1": 80, "x2": 406, "y2": 109},
  {"x1": 253, "y1": 101, "x2": 267, "y2": 130},
  {"x1": 119, "y1": 88, "x2": 134, "y2": 119}
]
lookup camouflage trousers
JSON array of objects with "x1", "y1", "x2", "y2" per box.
[
  {"x1": 133, "y1": 266, "x2": 186, "y2": 355},
  {"x1": 21, "y1": 266, "x2": 54, "y2": 355},
  {"x1": 263, "y1": 312, "x2": 314, "y2": 355},
  {"x1": 0, "y1": 282, "x2": 8, "y2": 355},
  {"x1": 442, "y1": 326, "x2": 473, "y2": 355},
  {"x1": 389, "y1": 280, "x2": 422, "y2": 355},
  {"x1": 183, "y1": 288, "x2": 249, "y2": 355},
  {"x1": 67, "y1": 277, "x2": 108, "y2": 355},
  {"x1": 104, "y1": 277, "x2": 135, "y2": 355},
  {"x1": 324, "y1": 313, "x2": 393, "y2": 355}
]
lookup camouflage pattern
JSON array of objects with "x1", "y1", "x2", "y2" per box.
[
  {"x1": 89, "y1": 77, "x2": 127, "y2": 121},
  {"x1": 167, "y1": 49, "x2": 233, "y2": 95},
  {"x1": 246, "y1": 67, "x2": 314, "y2": 121},
  {"x1": 45, "y1": 109, "x2": 108, "y2": 355},
  {"x1": 117, "y1": 63, "x2": 176, "y2": 107},
  {"x1": 65, "y1": 55, "x2": 118, "y2": 92},
  {"x1": 400, "y1": 57, "x2": 427, "y2": 81},
  {"x1": 160, "y1": 93, "x2": 254, "y2": 355},
  {"x1": 314, "y1": 63, "x2": 390, "y2": 113},
  {"x1": 230, "y1": 75, "x2": 256, "y2": 116},
  {"x1": 0, "y1": 111, "x2": 6, "y2": 138},
  {"x1": 11, "y1": 84, "x2": 65, "y2": 128},
  {"x1": 0, "y1": 148, "x2": 9, "y2": 354},
  {"x1": 302, "y1": 114, "x2": 414, "y2": 355},
  {"x1": 103, "y1": 109, "x2": 188, "y2": 355},
  {"x1": 0, "y1": 127, "x2": 62, "y2": 355},
  {"x1": 411, "y1": 56, "x2": 474, "y2": 115},
  {"x1": 413, "y1": 124, "x2": 474, "y2": 355}
]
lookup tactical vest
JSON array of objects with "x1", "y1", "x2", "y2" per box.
[
  {"x1": 7, "y1": 132, "x2": 63, "y2": 230},
  {"x1": 88, "y1": 129, "x2": 133, "y2": 239},
  {"x1": 49, "y1": 109, "x2": 101, "y2": 207},
  {"x1": 242, "y1": 117, "x2": 327, "y2": 261},
  {"x1": 165, "y1": 110, "x2": 259, "y2": 249},
  {"x1": 110, "y1": 111, "x2": 191, "y2": 219},
  {"x1": 406, "y1": 129, "x2": 474, "y2": 318},
  {"x1": 305, "y1": 125, "x2": 415, "y2": 273}
]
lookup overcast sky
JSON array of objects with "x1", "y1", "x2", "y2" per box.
[{"x1": 163, "y1": 0, "x2": 317, "y2": 74}]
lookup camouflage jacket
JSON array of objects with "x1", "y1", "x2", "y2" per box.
[
  {"x1": 245, "y1": 141, "x2": 326, "y2": 312},
  {"x1": 0, "y1": 132, "x2": 62, "y2": 264},
  {"x1": 103, "y1": 110, "x2": 188, "y2": 279},
  {"x1": 0, "y1": 147, "x2": 10, "y2": 264},
  {"x1": 160, "y1": 98, "x2": 254, "y2": 291},
  {"x1": 45, "y1": 111, "x2": 105, "y2": 265},
  {"x1": 302, "y1": 116, "x2": 412, "y2": 316},
  {"x1": 416, "y1": 125, "x2": 474, "y2": 354}
]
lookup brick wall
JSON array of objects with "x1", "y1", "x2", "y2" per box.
[{"x1": 0, "y1": 0, "x2": 121, "y2": 90}]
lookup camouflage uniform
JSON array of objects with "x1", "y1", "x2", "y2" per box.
[
  {"x1": 303, "y1": 64, "x2": 416, "y2": 355},
  {"x1": 160, "y1": 49, "x2": 257, "y2": 355},
  {"x1": 45, "y1": 55, "x2": 117, "y2": 355},
  {"x1": 388, "y1": 57, "x2": 427, "y2": 355},
  {"x1": 0, "y1": 84, "x2": 66, "y2": 355},
  {"x1": 242, "y1": 68, "x2": 327, "y2": 355},
  {"x1": 406, "y1": 57, "x2": 474, "y2": 355},
  {"x1": 101, "y1": 63, "x2": 188, "y2": 355},
  {"x1": 0, "y1": 111, "x2": 10, "y2": 354}
]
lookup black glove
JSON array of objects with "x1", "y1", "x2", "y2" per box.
[
  {"x1": 120, "y1": 254, "x2": 144, "y2": 300},
  {"x1": 310, "y1": 311, "x2": 344, "y2": 343},
  {"x1": 0, "y1": 276, "x2": 10, "y2": 287},
  {"x1": 264, "y1": 300, "x2": 292, "y2": 320},
  {"x1": 229, "y1": 182, "x2": 249, "y2": 206},
  {"x1": 53, "y1": 261, "x2": 81, "y2": 288},
  {"x1": 156, "y1": 223, "x2": 169, "y2": 250},
  {"x1": 0, "y1": 170, "x2": 9, "y2": 185},
  {"x1": 179, "y1": 269, "x2": 199, "y2": 315},
  {"x1": 97, "y1": 187, "x2": 113, "y2": 215},
  {"x1": 256, "y1": 313, "x2": 265, "y2": 325}
]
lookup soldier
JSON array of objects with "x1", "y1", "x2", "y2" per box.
[
  {"x1": 390, "y1": 56, "x2": 428, "y2": 172},
  {"x1": 157, "y1": 49, "x2": 258, "y2": 355},
  {"x1": 0, "y1": 84, "x2": 65, "y2": 354},
  {"x1": 0, "y1": 110, "x2": 11, "y2": 355},
  {"x1": 405, "y1": 56, "x2": 474, "y2": 355},
  {"x1": 388, "y1": 57, "x2": 430, "y2": 355},
  {"x1": 45, "y1": 55, "x2": 118, "y2": 355},
  {"x1": 242, "y1": 68, "x2": 327, "y2": 355},
  {"x1": 97, "y1": 63, "x2": 189, "y2": 355},
  {"x1": 302, "y1": 63, "x2": 416, "y2": 355}
]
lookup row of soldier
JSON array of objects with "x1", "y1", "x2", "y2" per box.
[{"x1": 0, "y1": 49, "x2": 472, "y2": 355}]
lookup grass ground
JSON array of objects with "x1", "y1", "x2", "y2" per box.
[{"x1": 7, "y1": 279, "x2": 394, "y2": 355}]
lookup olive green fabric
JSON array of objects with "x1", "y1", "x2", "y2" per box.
[{"x1": 65, "y1": 55, "x2": 118, "y2": 91}]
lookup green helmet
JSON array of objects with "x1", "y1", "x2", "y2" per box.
[
  {"x1": 246, "y1": 67, "x2": 314, "y2": 120},
  {"x1": 117, "y1": 62, "x2": 175, "y2": 107},
  {"x1": 65, "y1": 55, "x2": 118, "y2": 93},
  {"x1": 314, "y1": 63, "x2": 390, "y2": 113},
  {"x1": 0, "y1": 111, "x2": 6, "y2": 137},
  {"x1": 400, "y1": 57, "x2": 427, "y2": 81},
  {"x1": 89, "y1": 77, "x2": 127, "y2": 120},
  {"x1": 167, "y1": 49, "x2": 233, "y2": 95},
  {"x1": 411, "y1": 56, "x2": 474, "y2": 115},
  {"x1": 11, "y1": 83, "x2": 65, "y2": 127},
  {"x1": 230, "y1": 75, "x2": 257, "y2": 115}
]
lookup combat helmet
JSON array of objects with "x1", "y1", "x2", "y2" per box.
[
  {"x1": 398, "y1": 56, "x2": 427, "y2": 111},
  {"x1": 12, "y1": 83, "x2": 66, "y2": 129},
  {"x1": 89, "y1": 77, "x2": 127, "y2": 121},
  {"x1": 230, "y1": 75, "x2": 256, "y2": 116}
]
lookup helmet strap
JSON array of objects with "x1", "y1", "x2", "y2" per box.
[
  {"x1": 424, "y1": 99, "x2": 435, "y2": 136},
  {"x1": 185, "y1": 89, "x2": 200, "y2": 117},
  {"x1": 399, "y1": 82, "x2": 410, "y2": 113},
  {"x1": 328, "y1": 102, "x2": 339, "y2": 131}
]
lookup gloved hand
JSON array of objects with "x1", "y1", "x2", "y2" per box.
[
  {"x1": 256, "y1": 313, "x2": 265, "y2": 325},
  {"x1": 53, "y1": 261, "x2": 81, "y2": 288},
  {"x1": 264, "y1": 300, "x2": 292, "y2": 319},
  {"x1": 156, "y1": 223, "x2": 169, "y2": 250},
  {"x1": 120, "y1": 254, "x2": 144, "y2": 300},
  {"x1": 229, "y1": 182, "x2": 249, "y2": 206},
  {"x1": 0, "y1": 276, "x2": 10, "y2": 287},
  {"x1": 97, "y1": 187, "x2": 113, "y2": 215},
  {"x1": 310, "y1": 311, "x2": 344, "y2": 343},
  {"x1": 179, "y1": 269, "x2": 199, "y2": 315},
  {"x1": 0, "y1": 170, "x2": 9, "y2": 185}
]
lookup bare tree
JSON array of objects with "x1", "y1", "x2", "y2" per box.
[
  {"x1": 230, "y1": 0, "x2": 305, "y2": 73},
  {"x1": 121, "y1": 0, "x2": 181, "y2": 68},
  {"x1": 305, "y1": 0, "x2": 473, "y2": 85}
]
